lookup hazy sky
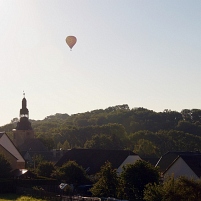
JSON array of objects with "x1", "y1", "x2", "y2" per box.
[{"x1": 1, "y1": 0, "x2": 201, "y2": 126}]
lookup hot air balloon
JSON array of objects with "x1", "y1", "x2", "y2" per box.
[{"x1": 66, "y1": 36, "x2": 77, "y2": 50}]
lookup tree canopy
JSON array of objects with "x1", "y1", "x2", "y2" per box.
[
  {"x1": 144, "y1": 176, "x2": 201, "y2": 201},
  {"x1": 120, "y1": 160, "x2": 160, "y2": 200},
  {"x1": 90, "y1": 161, "x2": 119, "y2": 198},
  {"x1": 53, "y1": 161, "x2": 90, "y2": 187},
  {"x1": 36, "y1": 161, "x2": 55, "y2": 178},
  {"x1": 2, "y1": 105, "x2": 201, "y2": 158}
]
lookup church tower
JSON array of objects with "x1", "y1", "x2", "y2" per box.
[{"x1": 13, "y1": 93, "x2": 35, "y2": 148}]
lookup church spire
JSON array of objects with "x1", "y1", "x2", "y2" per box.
[
  {"x1": 14, "y1": 92, "x2": 34, "y2": 148},
  {"x1": 20, "y1": 91, "x2": 29, "y2": 118}
]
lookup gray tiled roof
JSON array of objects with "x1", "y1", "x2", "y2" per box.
[
  {"x1": 18, "y1": 139, "x2": 48, "y2": 152},
  {"x1": 0, "y1": 132, "x2": 5, "y2": 138},
  {"x1": 180, "y1": 155, "x2": 201, "y2": 178},
  {"x1": 55, "y1": 149, "x2": 136, "y2": 175},
  {"x1": 156, "y1": 151, "x2": 201, "y2": 173}
]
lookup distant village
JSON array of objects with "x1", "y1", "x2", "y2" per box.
[{"x1": 1, "y1": 95, "x2": 201, "y2": 199}]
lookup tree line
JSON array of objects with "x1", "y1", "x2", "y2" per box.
[{"x1": 1, "y1": 105, "x2": 201, "y2": 158}]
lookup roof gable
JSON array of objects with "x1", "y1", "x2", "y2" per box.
[
  {"x1": 180, "y1": 155, "x2": 201, "y2": 178},
  {"x1": 0, "y1": 133, "x2": 24, "y2": 162},
  {"x1": 0, "y1": 144, "x2": 17, "y2": 160},
  {"x1": 55, "y1": 149, "x2": 136, "y2": 174},
  {"x1": 163, "y1": 156, "x2": 199, "y2": 179},
  {"x1": 0, "y1": 132, "x2": 4, "y2": 138},
  {"x1": 156, "y1": 151, "x2": 201, "y2": 173},
  {"x1": 21, "y1": 150, "x2": 60, "y2": 163}
]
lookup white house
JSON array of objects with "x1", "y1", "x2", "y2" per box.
[
  {"x1": 117, "y1": 154, "x2": 141, "y2": 173},
  {"x1": 0, "y1": 132, "x2": 25, "y2": 169},
  {"x1": 55, "y1": 149, "x2": 141, "y2": 175},
  {"x1": 156, "y1": 151, "x2": 201, "y2": 180}
]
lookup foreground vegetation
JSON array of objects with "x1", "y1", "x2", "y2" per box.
[
  {"x1": 1, "y1": 153, "x2": 201, "y2": 200},
  {"x1": 144, "y1": 176, "x2": 201, "y2": 201},
  {"x1": 0, "y1": 195, "x2": 48, "y2": 201}
]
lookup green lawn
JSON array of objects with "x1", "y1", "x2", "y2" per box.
[{"x1": 0, "y1": 194, "x2": 48, "y2": 201}]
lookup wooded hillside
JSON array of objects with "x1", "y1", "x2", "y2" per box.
[{"x1": 1, "y1": 104, "x2": 201, "y2": 158}]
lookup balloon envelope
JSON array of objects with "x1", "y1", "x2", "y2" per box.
[{"x1": 66, "y1": 36, "x2": 77, "y2": 49}]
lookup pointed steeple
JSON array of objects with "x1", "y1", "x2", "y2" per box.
[
  {"x1": 13, "y1": 92, "x2": 34, "y2": 148},
  {"x1": 20, "y1": 91, "x2": 29, "y2": 118},
  {"x1": 16, "y1": 92, "x2": 32, "y2": 130}
]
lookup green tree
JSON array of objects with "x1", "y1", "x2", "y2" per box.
[
  {"x1": 10, "y1": 117, "x2": 18, "y2": 128},
  {"x1": 143, "y1": 183, "x2": 164, "y2": 201},
  {"x1": 58, "y1": 161, "x2": 89, "y2": 186},
  {"x1": 144, "y1": 176, "x2": 201, "y2": 201},
  {"x1": 90, "y1": 161, "x2": 119, "y2": 198},
  {"x1": 84, "y1": 134, "x2": 114, "y2": 149},
  {"x1": 37, "y1": 161, "x2": 55, "y2": 177},
  {"x1": 176, "y1": 120, "x2": 197, "y2": 135},
  {"x1": 0, "y1": 153, "x2": 12, "y2": 178},
  {"x1": 31, "y1": 154, "x2": 44, "y2": 169},
  {"x1": 181, "y1": 109, "x2": 192, "y2": 122},
  {"x1": 62, "y1": 140, "x2": 70, "y2": 150},
  {"x1": 57, "y1": 142, "x2": 63, "y2": 149},
  {"x1": 175, "y1": 176, "x2": 201, "y2": 200},
  {"x1": 134, "y1": 139, "x2": 160, "y2": 157},
  {"x1": 190, "y1": 109, "x2": 201, "y2": 123},
  {"x1": 120, "y1": 160, "x2": 160, "y2": 200},
  {"x1": 129, "y1": 130, "x2": 168, "y2": 155},
  {"x1": 38, "y1": 136, "x2": 54, "y2": 150}
]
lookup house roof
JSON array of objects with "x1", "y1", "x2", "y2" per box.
[
  {"x1": 141, "y1": 157, "x2": 160, "y2": 166},
  {"x1": 0, "y1": 132, "x2": 4, "y2": 138},
  {"x1": 21, "y1": 150, "x2": 61, "y2": 163},
  {"x1": 21, "y1": 149, "x2": 68, "y2": 164},
  {"x1": 18, "y1": 139, "x2": 48, "y2": 152},
  {"x1": 156, "y1": 151, "x2": 201, "y2": 173},
  {"x1": 0, "y1": 132, "x2": 24, "y2": 162},
  {"x1": 179, "y1": 155, "x2": 201, "y2": 178},
  {"x1": 0, "y1": 144, "x2": 17, "y2": 159},
  {"x1": 55, "y1": 149, "x2": 136, "y2": 175}
]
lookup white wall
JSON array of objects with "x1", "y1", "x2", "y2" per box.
[
  {"x1": 0, "y1": 134, "x2": 25, "y2": 163},
  {"x1": 164, "y1": 157, "x2": 198, "y2": 179},
  {"x1": 117, "y1": 155, "x2": 141, "y2": 174}
]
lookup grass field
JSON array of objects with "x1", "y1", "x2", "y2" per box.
[{"x1": 0, "y1": 194, "x2": 48, "y2": 201}]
